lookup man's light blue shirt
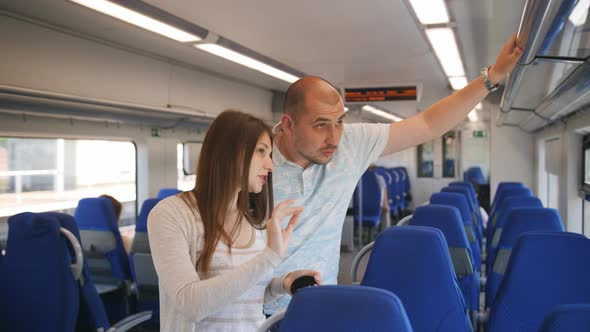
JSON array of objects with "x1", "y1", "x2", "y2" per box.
[{"x1": 264, "y1": 123, "x2": 390, "y2": 314}]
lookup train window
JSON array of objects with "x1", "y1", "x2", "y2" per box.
[
  {"x1": 417, "y1": 141, "x2": 434, "y2": 178},
  {"x1": 442, "y1": 131, "x2": 457, "y2": 178},
  {"x1": 0, "y1": 137, "x2": 137, "y2": 226},
  {"x1": 177, "y1": 143, "x2": 198, "y2": 191}
]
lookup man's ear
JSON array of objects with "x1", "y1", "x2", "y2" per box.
[{"x1": 281, "y1": 113, "x2": 295, "y2": 135}]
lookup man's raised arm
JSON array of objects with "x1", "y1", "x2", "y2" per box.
[{"x1": 381, "y1": 33, "x2": 523, "y2": 156}]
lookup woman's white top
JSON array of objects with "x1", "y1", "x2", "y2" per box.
[{"x1": 148, "y1": 195, "x2": 285, "y2": 332}]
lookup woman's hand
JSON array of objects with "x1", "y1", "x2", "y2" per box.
[
  {"x1": 266, "y1": 199, "x2": 304, "y2": 258},
  {"x1": 283, "y1": 270, "x2": 322, "y2": 295}
]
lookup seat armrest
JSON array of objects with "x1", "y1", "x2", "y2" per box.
[{"x1": 110, "y1": 311, "x2": 152, "y2": 332}]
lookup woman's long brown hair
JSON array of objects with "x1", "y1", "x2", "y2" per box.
[{"x1": 180, "y1": 110, "x2": 274, "y2": 276}]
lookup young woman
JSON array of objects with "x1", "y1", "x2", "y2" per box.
[{"x1": 148, "y1": 110, "x2": 320, "y2": 331}]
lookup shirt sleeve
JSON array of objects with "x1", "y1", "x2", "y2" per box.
[
  {"x1": 343, "y1": 123, "x2": 390, "y2": 175},
  {"x1": 148, "y1": 199, "x2": 282, "y2": 322}
]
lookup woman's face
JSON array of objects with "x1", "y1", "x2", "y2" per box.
[{"x1": 248, "y1": 132, "x2": 274, "y2": 193}]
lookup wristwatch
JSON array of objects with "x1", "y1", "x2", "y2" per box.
[{"x1": 481, "y1": 66, "x2": 499, "y2": 92}]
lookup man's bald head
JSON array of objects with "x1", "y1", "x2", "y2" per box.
[{"x1": 284, "y1": 76, "x2": 342, "y2": 117}]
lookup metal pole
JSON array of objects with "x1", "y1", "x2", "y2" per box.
[{"x1": 357, "y1": 177, "x2": 363, "y2": 249}]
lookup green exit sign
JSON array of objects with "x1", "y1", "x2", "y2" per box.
[
  {"x1": 473, "y1": 130, "x2": 486, "y2": 138},
  {"x1": 151, "y1": 128, "x2": 160, "y2": 137}
]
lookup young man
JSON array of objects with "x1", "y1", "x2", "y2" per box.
[{"x1": 265, "y1": 34, "x2": 523, "y2": 315}]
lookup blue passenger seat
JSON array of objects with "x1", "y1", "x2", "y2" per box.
[
  {"x1": 263, "y1": 285, "x2": 413, "y2": 332},
  {"x1": 442, "y1": 186, "x2": 483, "y2": 243},
  {"x1": 74, "y1": 197, "x2": 132, "y2": 322},
  {"x1": 410, "y1": 205, "x2": 479, "y2": 326},
  {"x1": 430, "y1": 192, "x2": 481, "y2": 271},
  {"x1": 0, "y1": 212, "x2": 151, "y2": 331},
  {"x1": 360, "y1": 227, "x2": 472, "y2": 332},
  {"x1": 74, "y1": 197, "x2": 131, "y2": 284},
  {"x1": 353, "y1": 169, "x2": 383, "y2": 240},
  {"x1": 485, "y1": 208, "x2": 563, "y2": 308},
  {"x1": 156, "y1": 188, "x2": 181, "y2": 199},
  {"x1": 0, "y1": 213, "x2": 79, "y2": 332},
  {"x1": 463, "y1": 166, "x2": 487, "y2": 185},
  {"x1": 538, "y1": 304, "x2": 590, "y2": 332},
  {"x1": 486, "y1": 232, "x2": 590, "y2": 332},
  {"x1": 130, "y1": 198, "x2": 162, "y2": 322},
  {"x1": 486, "y1": 196, "x2": 542, "y2": 260}
]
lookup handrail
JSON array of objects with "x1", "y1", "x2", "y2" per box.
[
  {"x1": 59, "y1": 227, "x2": 84, "y2": 280},
  {"x1": 256, "y1": 309, "x2": 286, "y2": 332},
  {"x1": 350, "y1": 242, "x2": 374, "y2": 284},
  {"x1": 500, "y1": 0, "x2": 564, "y2": 113}
]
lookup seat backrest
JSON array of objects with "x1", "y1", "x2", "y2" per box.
[
  {"x1": 361, "y1": 226, "x2": 472, "y2": 332},
  {"x1": 491, "y1": 187, "x2": 532, "y2": 216},
  {"x1": 74, "y1": 197, "x2": 131, "y2": 282},
  {"x1": 279, "y1": 285, "x2": 413, "y2": 332},
  {"x1": 493, "y1": 182, "x2": 524, "y2": 204},
  {"x1": 492, "y1": 208, "x2": 563, "y2": 273},
  {"x1": 156, "y1": 188, "x2": 181, "y2": 199},
  {"x1": 449, "y1": 182, "x2": 479, "y2": 208},
  {"x1": 130, "y1": 198, "x2": 162, "y2": 317},
  {"x1": 132, "y1": 198, "x2": 161, "y2": 254},
  {"x1": 399, "y1": 166, "x2": 410, "y2": 193},
  {"x1": 410, "y1": 205, "x2": 480, "y2": 315},
  {"x1": 464, "y1": 166, "x2": 486, "y2": 185},
  {"x1": 0, "y1": 213, "x2": 79, "y2": 332},
  {"x1": 487, "y1": 196, "x2": 543, "y2": 253},
  {"x1": 487, "y1": 232, "x2": 590, "y2": 332},
  {"x1": 489, "y1": 196, "x2": 543, "y2": 232},
  {"x1": 485, "y1": 208, "x2": 564, "y2": 308},
  {"x1": 410, "y1": 205, "x2": 474, "y2": 277},
  {"x1": 538, "y1": 304, "x2": 590, "y2": 332},
  {"x1": 41, "y1": 212, "x2": 111, "y2": 331},
  {"x1": 430, "y1": 192, "x2": 481, "y2": 271},
  {"x1": 354, "y1": 169, "x2": 383, "y2": 221},
  {"x1": 442, "y1": 186, "x2": 482, "y2": 235}
]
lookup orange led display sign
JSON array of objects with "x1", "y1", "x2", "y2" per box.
[{"x1": 344, "y1": 86, "x2": 417, "y2": 102}]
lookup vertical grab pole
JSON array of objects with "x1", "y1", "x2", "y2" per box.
[{"x1": 357, "y1": 176, "x2": 363, "y2": 249}]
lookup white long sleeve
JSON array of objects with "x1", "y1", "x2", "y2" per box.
[{"x1": 148, "y1": 196, "x2": 286, "y2": 331}]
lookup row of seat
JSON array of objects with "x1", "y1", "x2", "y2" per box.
[
  {"x1": 262, "y1": 229, "x2": 590, "y2": 332},
  {"x1": 346, "y1": 181, "x2": 590, "y2": 331},
  {"x1": 0, "y1": 212, "x2": 152, "y2": 331},
  {"x1": 0, "y1": 187, "x2": 180, "y2": 330},
  {"x1": 353, "y1": 166, "x2": 411, "y2": 231},
  {"x1": 73, "y1": 188, "x2": 180, "y2": 324}
]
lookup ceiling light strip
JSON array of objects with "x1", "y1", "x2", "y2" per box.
[
  {"x1": 362, "y1": 105, "x2": 403, "y2": 122},
  {"x1": 407, "y1": 0, "x2": 450, "y2": 25},
  {"x1": 68, "y1": 0, "x2": 207, "y2": 42}
]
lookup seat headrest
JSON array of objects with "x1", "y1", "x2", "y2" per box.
[
  {"x1": 74, "y1": 197, "x2": 118, "y2": 231},
  {"x1": 362, "y1": 226, "x2": 468, "y2": 331},
  {"x1": 136, "y1": 198, "x2": 162, "y2": 232},
  {"x1": 430, "y1": 192, "x2": 471, "y2": 223},
  {"x1": 280, "y1": 285, "x2": 413, "y2": 332},
  {"x1": 156, "y1": 188, "x2": 181, "y2": 199},
  {"x1": 412, "y1": 205, "x2": 470, "y2": 248},
  {"x1": 499, "y1": 208, "x2": 563, "y2": 246}
]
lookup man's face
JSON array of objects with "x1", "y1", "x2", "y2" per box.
[{"x1": 291, "y1": 98, "x2": 346, "y2": 165}]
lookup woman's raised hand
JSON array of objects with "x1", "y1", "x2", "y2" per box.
[{"x1": 266, "y1": 199, "x2": 304, "y2": 258}]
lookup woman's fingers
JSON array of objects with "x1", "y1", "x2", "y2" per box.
[{"x1": 284, "y1": 212, "x2": 301, "y2": 234}]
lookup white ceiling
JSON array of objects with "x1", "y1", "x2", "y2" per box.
[{"x1": 0, "y1": 0, "x2": 525, "y2": 119}]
